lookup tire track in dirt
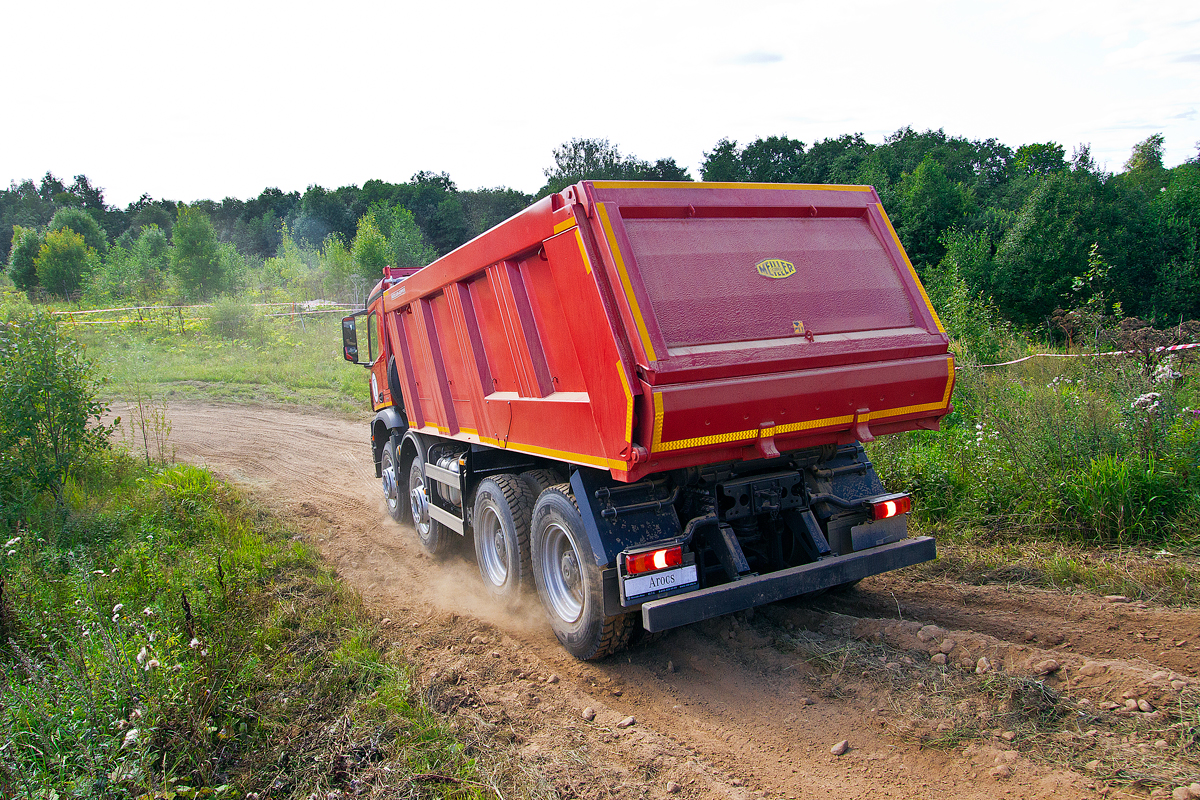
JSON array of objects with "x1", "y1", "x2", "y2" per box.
[
  {"x1": 138, "y1": 401, "x2": 1199, "y2": 800},
  {"x1": 817, "y1": 576, "x2": 1200, "y2": 678}
]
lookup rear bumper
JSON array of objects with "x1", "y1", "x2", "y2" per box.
[{"x1": 640, "y1": 536, "x2": 936, "y2": 632}]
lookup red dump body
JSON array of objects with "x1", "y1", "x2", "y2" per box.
[{"x1": 374, "y1": 181, "x2": 953, "y2": 482}]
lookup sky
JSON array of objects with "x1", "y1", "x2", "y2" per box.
[{"x1": 2, "y1": 0, "x2": 1197, "y2": 207}]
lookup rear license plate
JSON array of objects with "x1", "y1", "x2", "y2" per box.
[{"x1": 623, "y1": 565, "x2": 698, "y2": 601}]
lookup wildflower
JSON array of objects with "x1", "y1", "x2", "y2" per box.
[
  {"x1": 142, "y1": 607, "x2": 154, "y2": 618},
  {"x1": 189, "y1": 638, "x2": 200, "y2": 649},
  {"x1": 200, "y1": 649, "x2": 208, "y2": 657},
  {"x1": 1131, "y1": 392, "x2": 1162, "y2": 412},
  {"x1": 112, "y1": 614, "x2": 121, "y2": 622},
  {"x1": 122, "y1": 728, "x2": 139, "y2": 748},
  {"x1": 112, "y1": 603, "x2": 124, "y2": 614},
  {"x1": 1153, "y1": 359, "x2": 1182, "y2": 384},
  {"x1": 146, "y1": 658, "x2": 160, "y2": 670},
  {"x1": 4, "y1": 537, "x2": 19, "y2": 547},
  {"x1": 130, "y1": 708, "x2": 143, "y2": 720},
  {"x1": 136, "y1": 647, "x2": 149, "y2": 665}
]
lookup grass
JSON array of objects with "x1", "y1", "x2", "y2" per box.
[
  {"x1": 0, "y1": 452, "x2": 506, "y2": 799},
  {"x1": 869, "y1": 344, "x2": 1200, "y2": 554},
  {"x1": 71, "y1": 308, "x2": 368, "y2": 415},
  {"x1": 906, "y1": 537, "x2": 1200, "y2": 606}
]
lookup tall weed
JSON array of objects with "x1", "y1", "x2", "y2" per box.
[
  {"x1": 869, "y1": 322, "x2": 1199, "y2": 548},
  {"x1": 0, "y1": 457, "x2": 483, "y2": 797}
]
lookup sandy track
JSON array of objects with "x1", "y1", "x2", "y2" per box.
[{"x1": 130, "y1": 400, "x2": 1199, "y2": 800}]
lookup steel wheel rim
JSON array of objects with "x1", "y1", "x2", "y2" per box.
[
  {"x1": 477, "y1": 505, "x2": 509, "y2": 587},
  {"x1": 382, "y1": 451, "x2": 399, "y2": 513},
  {"x1": 409, "y1": 467, "x2": 431, "y2": 538},
  {"x1": 541, "y1": 521, "x2": 583, "y2": 623}
]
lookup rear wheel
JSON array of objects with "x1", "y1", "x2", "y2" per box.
[
  {"x1": 531, "y1": 484, "x2": 633, "y2": 660},
  {"x1": 519, "y1": 469, "x2": 560, "y2": 498},
  {"x1": 472, "y1": 475, "x2": 534, "y2": 600},
  {"x1": 381, "y1": 439, "x2": 405, "y2": 523},
  {"x1": 408, "y1": 454, "x2": 451, "y2": 556}
]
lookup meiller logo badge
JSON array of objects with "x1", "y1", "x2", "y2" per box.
[{"x1": 756, "y1": 258, "x2": 795, "y2": 279}]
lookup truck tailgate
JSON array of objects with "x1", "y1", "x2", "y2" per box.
[{"x1": 581, "y1": 182, "x2": 948, "y2": 385}]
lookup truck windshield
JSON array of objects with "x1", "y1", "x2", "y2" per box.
[{"x1": 367, "y1": 312, "x2": 380, "y2": 363}]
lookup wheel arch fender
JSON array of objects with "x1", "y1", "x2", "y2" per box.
[
  {"x1": 371, "y1": 408, "x2": 406, "y2": 477},
  {"x1": 569, "y1": 468, "x2": 684, "y2": 571},
  {"x1": 399, "y1": 430, "x2": 430, "y2": 480}
]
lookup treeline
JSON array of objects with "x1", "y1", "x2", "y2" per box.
[
  {"x1": 4, "y1": 132, "x2": 1199, "y2": 328},
  {"x1": 0, "y1": 171, "x2": 535, "y2": 305}
]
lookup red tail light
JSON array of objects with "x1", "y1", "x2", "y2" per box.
[
  {"x1": 625, "y1": 546, "x2": 683, "y2": 575},
  {"x1": 870, "y1": 495, "x2": 911, "y2": 520}
]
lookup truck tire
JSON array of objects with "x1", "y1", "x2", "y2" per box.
[
  {"x1": 408, "y1": 454, "x2": 451, "y2": 557},
  {"x1": 472, "y1": 475, "x2": 534, "y2": 600},
  {"x1": 531, "y1": 484, "x2": 634, "y2": 660},
  {"x1": 381, "y1": 439, "x2": 405, "y2": 523},
  {"x1": 519, "y1": 469, "x2": 560, "y2": 499}
]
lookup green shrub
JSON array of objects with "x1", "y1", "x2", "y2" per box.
[
  {"x1": 870, "y1": 343, "x2": 1200, "y2": 547},
  {"x1": 0, "y1": 302, "x2": 111, "y2": 515},
  {"x1": 35, "y1": 228, "x2": 100, "y2": 299},
  {"x1": 207, "y1": 296, "x2": 267, "y2": 342}
]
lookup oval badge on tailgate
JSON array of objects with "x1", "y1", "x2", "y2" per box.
[{"x1": 755, "y1": 258, "x2": 796, "y2": 279}]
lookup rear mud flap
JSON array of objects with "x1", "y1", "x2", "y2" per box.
[{"x1": 640, "y1": 536, "x2": 935, "y2": 632}]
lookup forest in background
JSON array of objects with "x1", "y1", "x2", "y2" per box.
[{"x1": 3, "y1": 129, "x2": 1200, "y2": 330}]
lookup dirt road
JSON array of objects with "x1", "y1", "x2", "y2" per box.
[{"x1": 135, "y1": 400, "x2": 1200, "y2": 800}]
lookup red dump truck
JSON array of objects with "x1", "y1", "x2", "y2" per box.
[{"x1": 342, "y1": 180, "x2": 953, "y2": 660}]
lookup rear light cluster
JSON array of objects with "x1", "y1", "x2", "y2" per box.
[
  {"x1": 870, "y1": 494, "x2": 912, "y2": 520},
  {"x1": 625, "y1": 546, "x2": 682, "y2": 575}
]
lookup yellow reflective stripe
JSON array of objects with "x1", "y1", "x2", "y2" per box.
[
  {"x1": 616, "y1": 361, "x2": 634, "y2": 445},
  {"x1": 591, "y1": 181, "x2": 872, "y2": 192},
  {"x1": 478, "y1": 435, "x2": 627, "y2": 471},
  {"x1": 421, "y1": 427, "x2": 627, "y2": 471},
  {"x1": 762, "y1": 415, "x2": 855, "y2": 437},
  {"x1": 650, "y1": 357, "x2": 954, "y2": 453},
  {"x1": 596, "y1": 203, "x2": 658, "y2": 362},
  {"x1": 575, "y1": 228, "x2": 590, "y2": 274},
  {"x1": 862, "y1": 356, "x2": 955, "y2": 421},
  {"x1": 876, "y1": 203, "x2": 945, "y2": 335},
  {"x1": 553, "y1": 217, "x2": 577, "y2": 234}
]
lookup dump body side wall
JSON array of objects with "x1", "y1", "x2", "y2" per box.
[{"x1": 378, "y1": 196, "x2": 637, "y2": 477}]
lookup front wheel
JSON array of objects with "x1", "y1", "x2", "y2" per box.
[
  {"x1": 408, "y1": 454, "x2": 451, "y2": 556},
  {"x1": 530, "y1": 484, "x2": 633, "y2": 660},
  {"x1": 381, "y1": 439, "x2": 405, "y2": 523}
]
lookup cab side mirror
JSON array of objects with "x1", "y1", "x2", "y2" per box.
[{"x1": 342, "y1": 314, "x2": 368, "y2": 366}]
